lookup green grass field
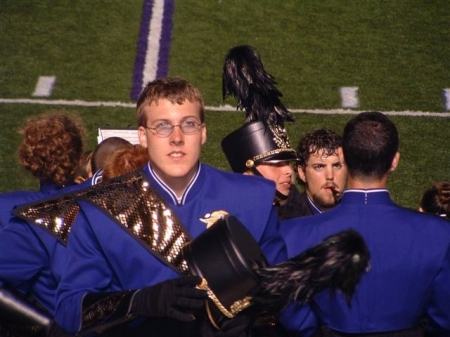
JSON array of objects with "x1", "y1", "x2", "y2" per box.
[{"x1": 1, "y1": 1, "x2": 449, "y2": 209}]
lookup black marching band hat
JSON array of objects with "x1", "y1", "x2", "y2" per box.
[
  {"x1": 221, "y1": 45, "x2": 299, "y2": 173},
  {"x1": 182, "y1": 215, "x2": 268, "y2": 329},
  {"x1": 182, "y1": 214, "x2": 371, "y2": 330}
]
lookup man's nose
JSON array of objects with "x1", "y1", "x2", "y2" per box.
[{"x1": 170, "y1": 126, "x2": 184, "y2": 144}]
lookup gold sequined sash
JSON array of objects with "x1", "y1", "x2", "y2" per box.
[
  {"x1": 14, "y1": 171, "x2": 191, "y2": 274},
  {"x1": 75, "y1": 170, "x2": 191, "y2": 274}
]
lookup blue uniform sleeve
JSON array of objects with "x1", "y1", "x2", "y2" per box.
[
  {"x1": 278, "y1": 302, "x2": 319, "y2": 336},
  {"x1": 258, "y1": 207, "x2": 287, "y2": 265},
  {"x1": 55, "y1": 208, "x2": 115, "y2": 334},
  {"x1": 426, "y1": 241, "x2": 450, "y2": 333},
  {"x1": 0, "y1": 220, "x2": 48, "y2": 294}
]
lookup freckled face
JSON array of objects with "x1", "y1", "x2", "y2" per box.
[{"x1": 138, "y1": 99, "x2": 206, "y2": 189}]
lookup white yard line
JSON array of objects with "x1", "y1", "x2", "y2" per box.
[{"x1": 1, "y1": 98, "x2": 449, "y2": 117}]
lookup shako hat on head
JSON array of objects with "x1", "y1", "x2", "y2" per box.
[{"x1": 221, "y1": 45, "x2": 298, "y2": 173}]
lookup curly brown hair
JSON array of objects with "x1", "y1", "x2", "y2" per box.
[{"x1": 18, "y1": 110, "x2": 87, "y2": 187}]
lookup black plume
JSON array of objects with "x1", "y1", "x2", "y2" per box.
[
  {"x1": 252, "y1": 229, "x2": 370, "y2": 316},
  {"x1": 222, "y1": 45, "x2": 294, "y2": 128}
]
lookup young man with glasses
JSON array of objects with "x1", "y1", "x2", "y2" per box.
[{"x1": 53, "y1": 77, "x2": 287, "y2": 336}]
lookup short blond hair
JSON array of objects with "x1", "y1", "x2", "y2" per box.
[{"x1": 136, "y1": 77, "x2": 205, "y2": 127}]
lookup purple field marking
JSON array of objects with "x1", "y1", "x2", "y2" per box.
[
  {"x1": 131, "y1": 0, "x2": 153, "y2": 101},
  {"x1": 156, "y1": 0, "x2": 174, "y2": 79},
  {"x1": 131, "y1": 0, "x2": 174, "y2": 101}
]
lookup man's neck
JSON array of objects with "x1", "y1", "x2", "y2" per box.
[
  {"x1": 149, "y1": 162, "x2": 199, "y2": 199},
  {"x1": 346, "y1": 175, "x2": 388, "y2": 190}
]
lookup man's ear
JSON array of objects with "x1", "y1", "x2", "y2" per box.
[
  {"x1": 389, "y1": 152, "x2": 400, "y2": 172},
  {"x1": 297, "y1": 166, "x2": 306, "y2": 183},
  {"x1": 337, "y1": 147, "x2": 345, "y2": 165},
  {"x1": 138, "y1": 126, "x2": 147, "y2": 148},
  {"x1": 201, "y1": 125, "x2": 207, "y2": 145}
]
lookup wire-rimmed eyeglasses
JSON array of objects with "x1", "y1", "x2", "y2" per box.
[{"x1": 144, "y1": 120, "x2": 204, "y2": 137}]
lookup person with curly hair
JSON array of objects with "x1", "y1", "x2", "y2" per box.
[
  {"x1": 290, "y1": 128, "x2": 347, "y2": 217},
  {"x1": 0, "y1": 110, "x2": 87, "y2": 337},
  {"x1": 17, "y1": 111, "x2": 86, "y2": 188},
  {"x1": 419, "y1": 181, "x2": 450, "y2": 219},
  {"x1": 0, "y1": 110, "x2": 87, "y2": 228}
]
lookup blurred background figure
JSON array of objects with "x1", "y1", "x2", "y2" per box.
[
  {"x1": 102, "y1": 144, "x2": 149, "y2": 181},
  {"x1": 0, "y1": 110, "x2": 86, "y2": 228},
  {"x1": 89, "y1": 136, "x2": 131, "y2": 184},
  {"x1": 294, "y1": 128, "x2": 347, "y2": 216},
  {"x1": 91, "y1": 137, "x2": 132, "y2": 175},
  {"x1": 74, "y1": 150, "x2": 93, "y2": 184},
  {"x1": 419, "y1": 180, "x2": 450, "y2": 220}
]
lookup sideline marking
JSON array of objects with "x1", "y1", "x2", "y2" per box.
[
  {"x1": 1, "y1": 99, "x2": 449, "y2": 117},
  {"x1": 443, "y1": 89, "x2": 450, "y2": 111},
  {"x1": 340, "y1": 87, "x2": 359, "y2": 108},
  {"x1": 32, "y1": 76, "x2": 56, "y2": 97}
]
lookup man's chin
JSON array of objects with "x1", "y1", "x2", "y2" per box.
[{"x1": 313, "y1": 196, "x2": 337, "y2": 210}]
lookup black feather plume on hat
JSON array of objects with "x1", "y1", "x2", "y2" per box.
[
  {"x1": 252, "y1": 229, "x2": 371, "y2": 316},
  {"x1": 222, "y1": 45, "x2": 294, "y2": 128}
]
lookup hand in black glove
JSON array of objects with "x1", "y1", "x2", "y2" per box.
[{"x1": 131, "y1": 276, "x2": 207, "y2": 322}]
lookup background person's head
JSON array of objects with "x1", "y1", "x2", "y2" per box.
[
  {"x1": 18, "y1": 110, "x2": 86, "y2": 187},
  {"x1": 91, "y1": 137, "x2": 132, "y2": 173},
  {"x1": 244, "y1": 161, "x2": 294, "y2": 201},
  {"x1": 343, "y1": 111, "x2": 399, "y2": 184},
  {"x1": 74, "y1": 150, "x2": 93, "y2": 184},
  {"x1": 102, "y1": 144, "x2": 149, "y2": 181},
  {"x1": 419, "y1": 181, "x2": 450, "y2": 219},
  {"x1": 137, "y1": 77, "x2": 207, "y2": 193},
  {"x1": 296, "y1": 128, "x2": 346, "y2": 210}
]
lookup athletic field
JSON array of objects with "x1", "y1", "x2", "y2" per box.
[{"x1": 1, "y1": 1, "x2": 449, "y2": 209}]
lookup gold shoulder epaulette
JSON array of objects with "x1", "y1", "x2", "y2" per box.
[{"x1": 13, "y1": 195, "x2": 80, "y2": 245}]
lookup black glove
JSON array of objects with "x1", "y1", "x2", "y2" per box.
[{"x1": 131, "y1": 276, "x2": 207, "y2": 322}]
